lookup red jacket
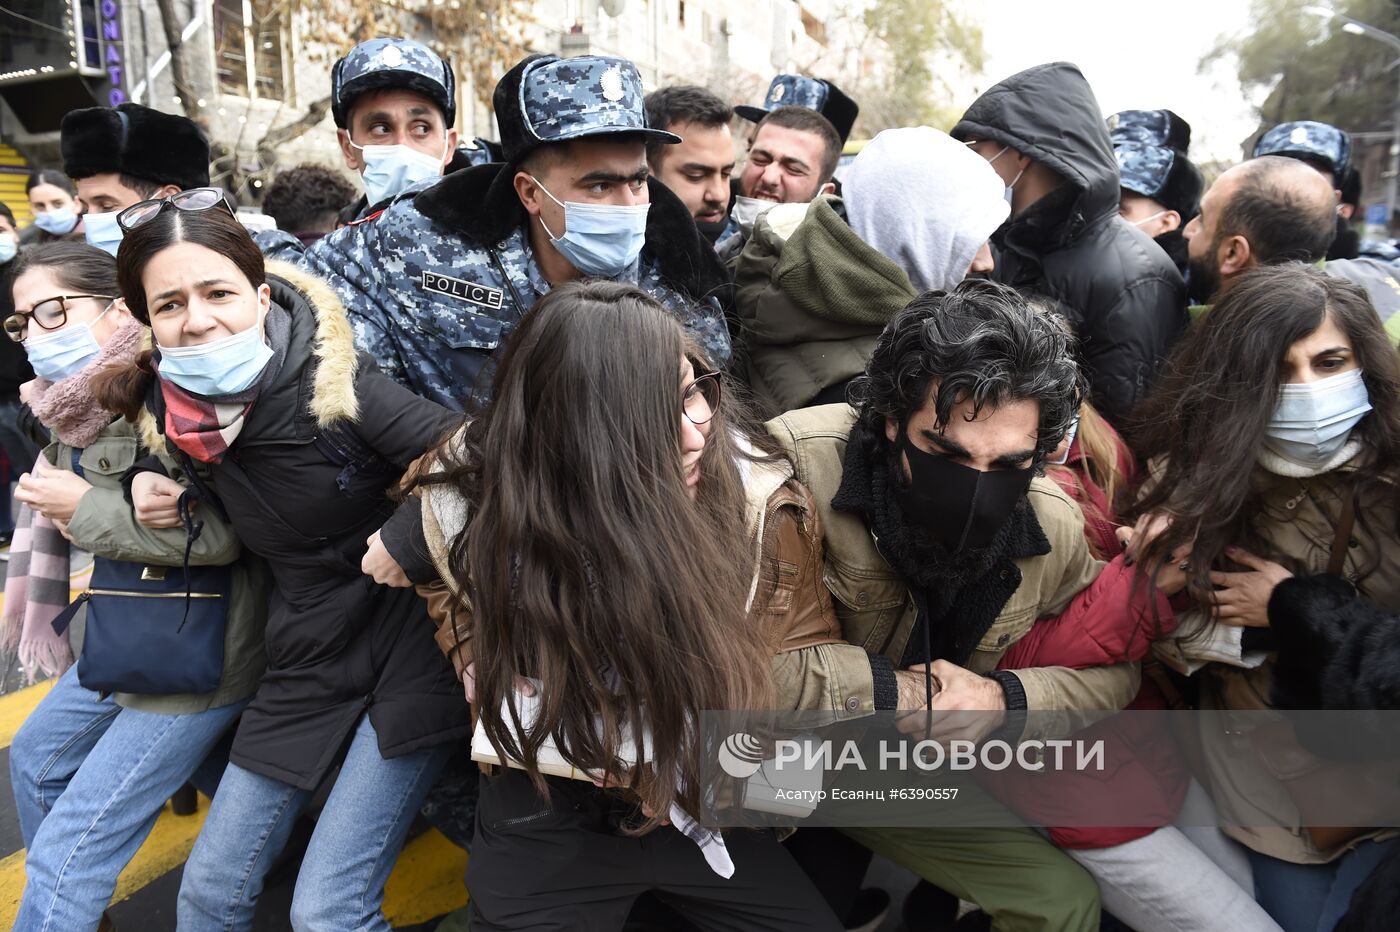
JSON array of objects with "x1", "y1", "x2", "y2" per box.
[{"x1": 988, "y1": 435, "x2": 1188, "y2": 849}]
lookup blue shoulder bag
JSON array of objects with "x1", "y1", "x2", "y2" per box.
[{"x1": 52, "y1": 451, "x2": 230, "y2": 695}]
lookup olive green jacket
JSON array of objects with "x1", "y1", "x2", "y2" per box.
[
  {"x1": 732, "y1": 197, "x2": 917, "y2": 420},
  {"x1": 766, "y1": 404, "x2": 1141, "y2": 735},
  {"x1": 52, "y1": 414, "x2": 268, "y2": 713}
]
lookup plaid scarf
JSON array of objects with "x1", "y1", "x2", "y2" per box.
[
  {"x1": 154, "y1": 307, "x2": 289, "y2": 463},
  {"x1": 1, "y1": 455, "x2": 75, "y2": 681}
]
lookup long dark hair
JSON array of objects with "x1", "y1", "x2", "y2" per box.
[
  {"x1": 428, "y1": 281, "x2": 776, "y2": 827},
  {"x1": 92, "y1": 207, "x2": 265, "y2": 418},
  {"x1": 1127, "y1": 263, "x2": 1400, "y2": 597}
]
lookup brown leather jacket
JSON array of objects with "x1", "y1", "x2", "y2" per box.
[{"x1": 421, "y1": 466, "x2": 863, "y2": 713}]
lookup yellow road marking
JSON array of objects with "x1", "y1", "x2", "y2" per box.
[
  {"x1": 383, "y1": 828, "x2": 469, "y2": 925},
  {"x1": 0, "y1": 680, "x2": 53, "y2": 750},
  {"x1": 0, "y1": 795, "x2": 209, "y2": 928}
]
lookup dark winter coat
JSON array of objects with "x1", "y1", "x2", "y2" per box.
[
  {"x1": 952, "y1": 62, "x2": 1187, "y2": 425},
  {"x1": 141, "y1": 262, "x2": 469, "y2": 788}
]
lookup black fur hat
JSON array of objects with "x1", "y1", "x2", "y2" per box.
[
  {"x1": 60, "y1": 103, "x2": 210, "y2": 190},
  {"x1": 1159, "y1": 157, "x2": 1205, "y2": 222}
]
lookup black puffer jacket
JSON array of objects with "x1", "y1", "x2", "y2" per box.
[
  {"x1": 143, "y1": 262, "x2": 469, "y2": 789},
  {"x1": 953, "y1": 62, "x2": 1186, "y2": 425}
]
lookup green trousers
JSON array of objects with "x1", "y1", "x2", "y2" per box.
[{"x1": 842, "y1": 825, "x2": 1100, "y2": 932}]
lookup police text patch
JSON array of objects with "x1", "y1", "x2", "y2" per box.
[{"x1": 420, "y1": 271, "x2": 505, "y2": 310}]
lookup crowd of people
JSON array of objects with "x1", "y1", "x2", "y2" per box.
[{"x1": 0, "y1": 33, "x2": 1398, "y2": 932}]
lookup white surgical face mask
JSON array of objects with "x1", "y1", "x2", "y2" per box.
[
  {"x1": 530, "y1": 176, "x2": 650, "y2": 278},
  {"x1": 83, "y1": 210, "x2": 123, "y2": 256},
  {"x1": 731, "y1": 195, "x2": 776, "y2": 235},
  {"x1": 1131, "y1": 210, "x2": 1168, "y2": 229},
  {"x1": 1264, "y1": 368, "x2": 1372, "y2": 468},
  {"x1": 156, "y1": 310, "x2": 274, "y2": 397},
  {"x1": 349, "y1": 138, "x2": 448, "y2": 205},
  {"x1": 24, "y1": 303, "x2": 112, "y2": 381},
  {"x1": 987, "y1": 146, "x2": 1024, "y2": 204}
]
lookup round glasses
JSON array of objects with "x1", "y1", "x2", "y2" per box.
[
  {"x1": 4, "y1": 294, "x2": 115, "y2": 343},
  {"x1": 683, "y1": 371, "x2": 721, "y2": 425},
  {"x1": 116, "y1": 187, "x2": 235, "y2": 233}
]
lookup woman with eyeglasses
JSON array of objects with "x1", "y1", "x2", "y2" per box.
[
  {"x1": 91, "y1": 189, "x2": 470, "y2": 931},
  {"x1": 24, "y1": 170, "x2": 85, "y2": 244},
  {"x1": 5, "y1": 241, "x2": 269, "y2": 932},
  {"x1": 386, "y1": 281, "x2": 845, "y2": 930}
]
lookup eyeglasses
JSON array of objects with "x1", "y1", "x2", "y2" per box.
[
  {"x1": 4, "y1": 294, "x2": 115, "y2": 343},
  {"x1": 116, "y1": 187, "x2": 235, "y2": 233},
  {"x1": 683, "y1": 371, "x2": 721, "y2": 425}
]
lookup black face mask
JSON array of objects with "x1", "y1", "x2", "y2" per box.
[{"x1": 894, "y1": 431, "x2": 1035, "y2": 552}]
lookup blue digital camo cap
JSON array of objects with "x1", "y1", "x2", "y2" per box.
[
  {"x1": 734, "y1": 73, "x2": 859, "y2": 143},
  {"x1": 1107, "y1": 109, "x2": 1191, "y2": 153},
  {"x1": 495, "y1": 54, "x2": 679, "y2": 164},
  {"x1": 332, "y1": 37, "x2": 456, "y2": 129},
  {"x1": 1253, "y1": 120, "x2": 1351, "y2": 175},
  {"x1": 1115, "y1": 142, "x2": 1176, "y2": 199}
]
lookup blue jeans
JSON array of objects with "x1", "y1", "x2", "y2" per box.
[
  {"x1": 10, "y1": 665, "x2": 246, "y2": 932},
  {"x1": 177, "y1": 711, "x2": 449, "y2": 932},
  {"x1": 1248, "y1": 838, "x2": 1400, "y2": 932}
]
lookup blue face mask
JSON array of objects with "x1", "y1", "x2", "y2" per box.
[
  {"x1": 531, "y1": 176, "x2": 650, "y2": 278},
  {"x1": 1265, "y1": 368, "x2": 1373, "y2": 468},
  {"x1": 156, "y1": 315, "x2": 274, "y2": 397},
  {"x1": 83, "y1": 211, "x2": 124, "y2": 256},
  {"x1": 24, "y1": 303, "x2": 112, "y2": 382},
  {"x1": 34, "y1": 206, "x2": 79, "y2": 236},
  {"x1": 0, "y1": 235, "x2": 16, "y2": 264},
  {"x1": 350, "y1": 141, "x2": 446, "y2": 206}
]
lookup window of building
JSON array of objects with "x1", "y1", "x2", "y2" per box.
[
  {"x1": 678, "y1": 0, "x2": 686, "y2": 29},
  {"x1": 214, "y1": 0, "x2": 289, "y2": 100}
]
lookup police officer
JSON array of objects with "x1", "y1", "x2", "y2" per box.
[
  {"x1": 334, "y1": 36, "x2": 459, "y2": 221},
  {"x1": 299, "y1": 53, "x2": 732, "y2": 410},
  {"x1": 1108, "y1": 109, "x2": 1205, "y2": 275},
  {"x1": 1252, "y1": 119, "x2": 1358, "y2": 260},
  {"x1": 254, "y1": 37, "x2": 460, "y2": 262}
]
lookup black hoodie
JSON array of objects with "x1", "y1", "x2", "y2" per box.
[{"x1": 953, "y1": 62, "x2": 1187, "y2": 425}]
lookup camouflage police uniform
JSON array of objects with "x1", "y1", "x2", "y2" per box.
[{"x1": 299, "y1": 55, "x2": 732, "y2": 411}]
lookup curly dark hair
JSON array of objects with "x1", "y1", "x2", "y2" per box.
[
  {"x1": 259, "y1": 164, "x2": 359, "y2": 234},
  {"x1": 849, "y1": 279, "x2": 1085, "y2": 466}
]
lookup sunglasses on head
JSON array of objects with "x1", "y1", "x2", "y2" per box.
[{"x1": 116, "y1": 187, "x2": 236, "y2": 233}]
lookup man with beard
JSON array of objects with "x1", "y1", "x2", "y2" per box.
[
  {"x1": 1108, "y1": 109, "x2": 1204, "y2": 277},
  {"x1": 953, "y1": 63, "x2": 1186, "y2": 427},
  {"x1": 715, "y1": 106, "x2": 843, "y2": 263},
  {"x1": 1183, "y1": 155, "x2": 1336, "y2": 313},
  {"x1": 767, "y1": 280, "x2": 1188, "y2": 931},
  {"x1": 643, "y1": 85, "x2": 736, "y2": 244}
]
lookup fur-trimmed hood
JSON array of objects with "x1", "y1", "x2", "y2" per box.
[
  {"x1": 264, "y1": 259, "x2": 360, "y2": 427},
  {"x1": 412, "y1": 162, "x2": 731, "y2": 307}
]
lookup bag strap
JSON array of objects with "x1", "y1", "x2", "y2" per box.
[{"x1": 1326, "y1": 491, "x2": 1358, "y2": 577}]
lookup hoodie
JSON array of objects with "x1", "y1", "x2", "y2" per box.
[
  {"x1": 953, "y1": 62, "x2": 1187, "y2": 425},
  {"x1": 843, "y1": 126, "x2": 1009, "y2": 293}
]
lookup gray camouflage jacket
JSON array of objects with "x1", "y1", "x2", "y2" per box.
[{"x1": 298, "y1": 162, "x2": 734, "y2": 411}]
